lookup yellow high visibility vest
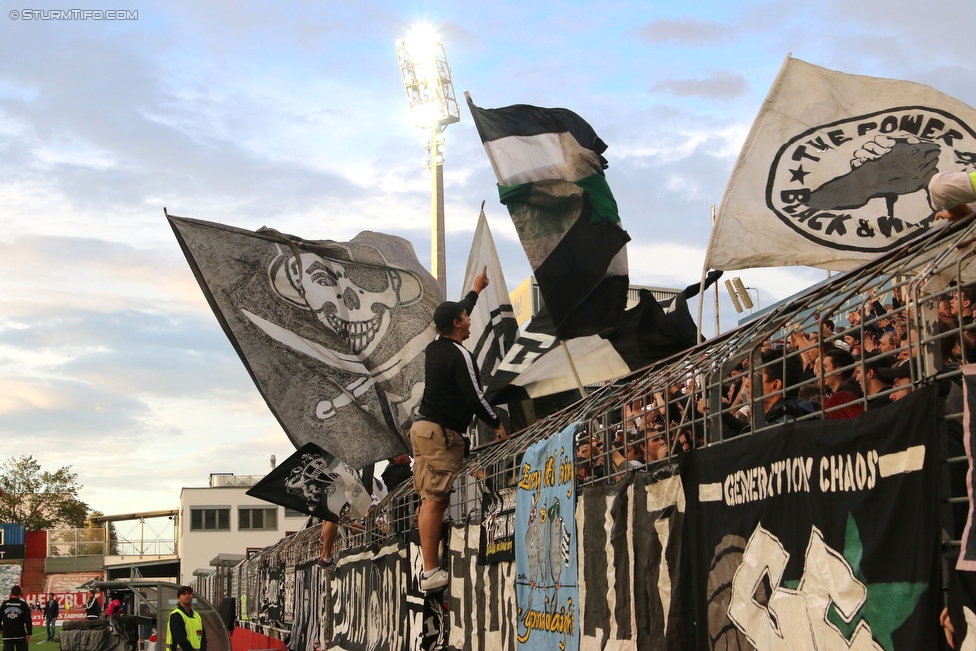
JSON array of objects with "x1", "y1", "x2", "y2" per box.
[{"x1": 167, "y1": 606, "x2": 203, "y2": 651}]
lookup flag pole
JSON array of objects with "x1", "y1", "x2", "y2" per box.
[
  {"x1": 696, "y1": 204, "x2": 718, "y2": 342},
  {"x1": 560, "y1": 341, "x2": 587, "y2": 397},
  {"x1": 712, "y1": 204, "x2": 719, "y2": 336},
  {"x1": 695, "y1": 267, "x2": 708, "y2": 344}
]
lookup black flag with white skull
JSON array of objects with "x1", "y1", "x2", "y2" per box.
[
  {"x1": 168, "y1": 214, "x2": 444, "y2": 468},
  {"x1": 245, "y1": 443, "x2": 371, "y2": 523},
  {"x1": 682, "y1": 385, "x2": 942, "y2": 651}
]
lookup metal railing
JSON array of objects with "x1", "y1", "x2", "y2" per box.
[
  {"x1": 202, "y1": 212, "x2": 976, "y2": 637},
  {"x1": 48, "y1": 518, "x2": 177, "y2": 558},
  {"x1": 336, "y1": 213, "x2": 976, "y2": 551}
]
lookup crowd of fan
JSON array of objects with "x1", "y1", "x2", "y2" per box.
[{"x1": 574, "y1": 282, "x2": 976, "y2": 485}]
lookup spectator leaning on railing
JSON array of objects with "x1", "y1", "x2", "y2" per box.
[{"x1": 928, "y1": 170, "x2": 976, "y2": 222}]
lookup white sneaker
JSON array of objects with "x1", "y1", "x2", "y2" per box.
[
  {"x1": 420, "y1": 568, "x2": 449, "y2": 592},
  {"x1": 318, "y1": 556, "x2": 337, "y2": 577}
]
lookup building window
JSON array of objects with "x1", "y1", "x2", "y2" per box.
[
  {"x1": 190, "y1": 508, "x2": 230, "y2": 531},
  {"x1": 284, "y1": 508, "x2": 304, "y2": 518},
  {"x1": 239, "y1": 507, "x2": 278, "y2": 531}
]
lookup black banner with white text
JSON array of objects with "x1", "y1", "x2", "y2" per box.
[{"x1": 682, "y1": 385, "x2": 941, "y2": 651}]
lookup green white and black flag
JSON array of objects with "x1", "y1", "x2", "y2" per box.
[
  {"x1": 467, "y1": 95, "x2": 630, "y2": 339},
  {"x1": 682, "y1": 385, "x2": 942, "y2": 651},
  {"x1": 168, "y1": 215, "x2": 443, "y2": 469}
]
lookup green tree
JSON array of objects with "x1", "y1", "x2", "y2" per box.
[{"x1": 0, "y1": 455, "x2": 90, "y2": 530}]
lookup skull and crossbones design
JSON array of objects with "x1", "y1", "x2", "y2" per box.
[
  {"x1": 283, "y1": 453, "x2": 364, "y2": 517},
  {"x1": 241, "y1": 241, "x2": 435, "y2": 428}
]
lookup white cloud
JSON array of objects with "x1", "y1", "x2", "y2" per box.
[{"x1": 1, "y1": 0, "x2": 969, "y2": 515}]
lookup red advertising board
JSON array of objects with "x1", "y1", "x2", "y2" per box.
[
  {"x1": 25, "y1": 592, "x2": 90, "y2": 626},
  {"x1": 44, "y1": 572, "x2": 102, "y2": 593}
]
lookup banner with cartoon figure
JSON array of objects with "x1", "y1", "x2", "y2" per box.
[
  {"x1": 682, "y1": 385, "x2": 941, "y2": 651},
  {"x1": 479, "y1": 488, "x2": 517, "y2": 565},
  {"x1": 515, "y1": 422, "x2": 579, "y2": 651}
]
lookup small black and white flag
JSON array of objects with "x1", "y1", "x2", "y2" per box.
[
  {"x1": 462, "y1": 208, "x2": 518, "y2": 446},
  {"x1": 246, "y1": 443, "x2": 371, "y2": 522}
]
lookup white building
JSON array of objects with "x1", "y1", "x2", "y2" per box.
[{"x1": 176, "y1": 473, "x2": 308, "y2": 585}]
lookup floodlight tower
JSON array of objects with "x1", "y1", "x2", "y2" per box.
[{"x1": 396, "y1": 34, "x2": 460, "y2": 294}]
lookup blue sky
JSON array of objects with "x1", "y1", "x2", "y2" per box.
[{"x1": 2, "y1": 0, "x2": 974, "y2": 516}]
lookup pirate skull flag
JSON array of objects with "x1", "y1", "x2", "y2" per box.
[
  {"x1": 246, "y1": 443, "x2": 370, "y2": 522},
  {"x1": 168, "y1": 214, "x2": 443, "y2": 468},
  {"x1": 682, "y1": 385, "x2": 942, "y2": 651},
  {"x1": 706, "y1": 56, "x2": 976, "y2": 272}
]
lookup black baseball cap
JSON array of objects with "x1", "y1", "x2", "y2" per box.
[
  {"x1": 876, "y1": 361, "x2": 913, "y2": 381},
  {"x1": 433, "y1": 297, "x2": 473, "y2": 331}
]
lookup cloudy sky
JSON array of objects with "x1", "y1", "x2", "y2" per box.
[{"x1": 2, "y1": 0, "x2": 974, "y2": 517}]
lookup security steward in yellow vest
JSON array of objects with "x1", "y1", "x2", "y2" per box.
[{"x1": 167, "y1": 586, "x2": 207, "y2": 651}]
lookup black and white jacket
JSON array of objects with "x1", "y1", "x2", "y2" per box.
[{"x1": 1, "y1": 597, "x2": 32, "y2": 640}]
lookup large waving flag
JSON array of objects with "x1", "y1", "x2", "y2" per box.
[
  {"x1": 168, "y1": 214, "x2": 443, "y2": 469},
  {"x1": 485, "y1": 277, "x2": 718, "y2": 404},
  {"x1": 706, "y1": 56, "x2": 976, "y2": 272},
  {"x1": 466, "y1": 94, "x2": 630, "y2": 339},
  {"x1": 461, "y1": 208, "x2": 519, "y2": 447}
]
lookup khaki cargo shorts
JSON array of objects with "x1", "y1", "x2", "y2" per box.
[{"x1": 410, "y1": 420, "x2": 466, "y2": 503}]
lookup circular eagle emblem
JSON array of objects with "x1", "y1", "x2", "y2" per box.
[{"x1": 766, "y1": 106, "x2": 976, "y2": 252}]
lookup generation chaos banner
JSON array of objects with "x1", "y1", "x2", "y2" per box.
[{"x1": 682, "y1": 386, "x2": 941, "y2": 651}]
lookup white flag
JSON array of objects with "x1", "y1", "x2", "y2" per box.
[
  {"x1": 706, "y1": 56, "x2": 976, "y2": 272},
  {"x1": 461, "y1": 208, "x2": 518, "y2": 447}
]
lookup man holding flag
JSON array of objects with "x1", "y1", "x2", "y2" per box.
[{"x1": 411, "y1": 266, "x2": 507, "y2": 592}]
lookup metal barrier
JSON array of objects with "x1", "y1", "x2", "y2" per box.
[
  {"x1": 340, "y1": 213, "x2": 976, "y2": 551},
  {"x1": 195, "y1": 212, "x2": 976, "y2": 637}
]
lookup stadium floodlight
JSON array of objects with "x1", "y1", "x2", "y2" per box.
[
  {"x1": 732, "y1": 277, "x2": 754, "y2": 310},
  {"x1": 727, "y1": 277, "x2": 760, "y2": 314},
  {"x1": 396, "y1": 27, "x2": 460, "y2": 294},
  {"x1": 725, "y1": 279, "x2": 744, "y2": 314}
]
